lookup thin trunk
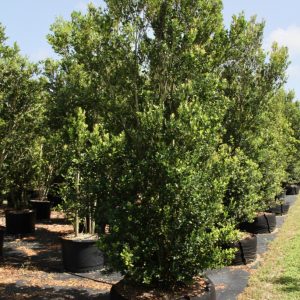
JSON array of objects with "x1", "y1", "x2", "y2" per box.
[
  {"x1": 75, "y1": 212, "x2": 79, "y2": 237},
  {"x1": 42, "y1": 165, "x2": 54, "y2": 199},
  {"x1": 88, "y1": 209, "x2": 92, "y2": 234},
  {"x1": 134, "y1": 18, "x2": 140, "y2": 121},
  {"x1": 92, "y1": 199, "x2": 97, "y2": 235},
  {"x1": 91, "y1": 219, "x2": 95, "y2": 235},
  {"x1": 134, "y1": 37, "x2": 139, "y2": 113},
  {"x1": 75, "y1": 171, "x2": 80, "y2": 237},
  {"x1": 0, "y1": 149, "x2": 6, "y2": 174}
]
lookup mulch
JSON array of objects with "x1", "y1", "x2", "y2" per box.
[{"x1": 0, "y1": 209, "x2": 120, "y2": 299}]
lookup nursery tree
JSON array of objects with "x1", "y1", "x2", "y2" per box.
[
  {"x1": 48, "y1": 0, "x2": 237, "y2": 288},
  {"x1": 0, "y1": 24, "x2": 45, "y2": 207},
  {"x1": 79, "y1": 121, "x2": 125, "y2": 234},
  {"x1": 221, "y1": 15, "x2": 290, "y2": 221},
  {"x1": 46, "y1": 7, "x2": 133, "y2": 233},
  {"x1": 47, "y1": 5, "x2": 140, "y2": 133},
  {"x1": 282, "y1": 90, "x2": 300, "y2": 183},
  {"x1": 254, "y1": 87, "x2": 293, "y2": 197},
  {"x1": 102, "y1": 0, "x2": 236, "y2": 286},
  {"x1": 59, "y1": 107, "x2": 124, "y2": 236},
  {"x1": 60, "y1": 108, "x2": 90, "y2": 236},
  {"x1": 33, "y1": 129, "x2": 65, "y2": 200}
]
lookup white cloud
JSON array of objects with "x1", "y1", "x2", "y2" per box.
[
  {"x1": 287, "y1": 64, "x2": 300, "y2": 77},
  {"x1": 29, "y1": 48, "x2": 56, "y2": 62},
  {"x1": 75, "y1": 1, "x2": 104, "y2": 12},
  {"x1": 266, "y1": 25, "x2": 300, "y2": 56},
  {"x1": 265, "y1": 26, "x2": 300, "y2": 97},
  {"x1": 282, "y1": 64, "x2": 300, "y2": 95},
  {"x1": 75, "y1": 1, "x2": 89, "y2": 12}
]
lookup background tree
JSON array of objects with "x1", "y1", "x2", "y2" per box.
[
  {"x1": 59, "y1": 108, "x2": 89, "y2": 236},
  {"x1": 282, "y1": 90, "x2": 300, "y2": 184},
  {"x1": 46, "y1": 5, "x2": 140, "y2": 133},
  {"x1": 58, "y1": 107, "x2": 124, "y2": 236},
  {"x1": 221, "y1": 15, "x2": 290, "y2": 222},
  {"x1": 0, "y1": 24, "x2": 45, "y2": 208}
]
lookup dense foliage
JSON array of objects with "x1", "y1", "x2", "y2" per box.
[
  {"x1": 221, "y1": 15, "x2": 291, "y2": 222},
  {"x1": 0, "y1": 24, "x2": 45, "y2": 208},
  {"x1": 47, "y1": 0, "x2": 238, "y2": 285},
  {"x1": 1, "y1": 0, "x2": 300, "y2": 290},
  {"x1": 276, "y1": 90, "x2": 300, "y2": 184}
]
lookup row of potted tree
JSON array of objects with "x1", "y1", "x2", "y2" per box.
[{"x1": 1, "y1": 0, "x2": 300, "y2": 299}]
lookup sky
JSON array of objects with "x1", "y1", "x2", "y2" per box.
[{"x1": 0, "y1": 0, "x2": 299, "y2": 98}]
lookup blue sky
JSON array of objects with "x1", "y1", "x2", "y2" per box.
[{"x1": 0, "y1": 1, "x2": 299, "y2": 98}]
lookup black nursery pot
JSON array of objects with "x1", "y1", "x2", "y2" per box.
[
  {"x1": 286, "y1": 184, "x2": 299, "y2": 195},
  {"x1": 0, "y1": 226, "x2": 5, "y2": 257},
  {"x1": 268, "y1": 202, "x2": 290, "y2": 215},
  {"x1": 30, "y1": 200, "x2": 51, "y2": 221},
  {"x1": 239, "y1": 212, "x2": 276, "y2": 234},
  {"x1": 47, "y1": 193, "x2": 63, "y2": 208},
  {"x1": 110, "y1": 277, "x2": 216, "y2": 300},
  {"x1": 275, "y1": 191, "x2": 286, "y2": 200},
  {"x1": 61, "y1": 235, "x2": 104, "y2": 273},
  {"x1": 5, "y1": 209, "x2": 35, "y2": 235},
  {"x1": 231, "y1": 234, "x2": 257, "y2": 265},
  {"x1": 27, "y1": 189, "x2": 42, "y2": 200}
]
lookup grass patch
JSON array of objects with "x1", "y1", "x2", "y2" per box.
[{"x1": 238, "y1": 195, "x2": 300, "y2": 300}]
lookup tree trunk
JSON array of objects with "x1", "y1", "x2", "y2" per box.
[{"x1": 75, "y1": 171, "x2": 80, "y2": 237}]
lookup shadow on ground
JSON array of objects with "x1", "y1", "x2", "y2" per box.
[
  {"x1": 3, "y1": 226, "x2": 68, "y2": 272},
  {"x1": 0, "y1": 283, "x2": 110, "y2": 300},
  {"x1": 273, "y1": 276, "x2": 300, "y2": 293},
  {"x1": 40, "y1": 218, "x2": 71, "y2": 226}
]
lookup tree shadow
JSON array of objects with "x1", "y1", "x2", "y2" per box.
[
  {"x1": 272, "y1": 276, "x2": 300, "y2": 293},
  {"x1": 36, "y1": 217, "x2": 71, "y2": 225},
  {"x1": 2, "y1": 226, "x2": 71, "y2": 272},
  {"x1": 0, "y1": 283, "x2": 110, "y2": 300},
  {"x1": 2, "y1": 226, "x2": 121, "y2": 282},
  {"x1": 1, "y1": 220, "x2": 122, "y2": 294}
]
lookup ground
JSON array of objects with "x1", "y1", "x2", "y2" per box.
[
  {"x1": 0, "y1": 210, "x2": 120, "y2": 300},
  {"x1": 0, "y1": 193, "x2": 297, "y2": 299}
]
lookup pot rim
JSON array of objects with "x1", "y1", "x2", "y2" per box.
[
  {"x1": 5, "y1": 209, "x2": 35, "y2": 214},
  {"x1": 61, "y1": 233, "x2": 99, "y2": 243}
]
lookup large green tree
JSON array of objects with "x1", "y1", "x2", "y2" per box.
[
  {"x1": 99, "y1": 0, "x2": 236, "y2": 286},
  {"x1": 46, "y1": 0, "x2": 293, "y2": 288},
  {"x1": 47, "y1": 0, "x2": 236, "y2": 287},
  {"x1": 0, "y1": 24, "x2": 45, "y2": 207},
  {"x1": 221, "y1": 15, "x2": 290, "y2": 221}
]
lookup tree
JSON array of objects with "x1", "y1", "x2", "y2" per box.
[
  {"x1": 59, "y1": 108, "x2": 124, "y2": 236},
  {"x1": 48, "y1": 0, "x2": 237, "y2": 288},
  {"x1": 0, "y1": 24, "x2": 45, "y2": 208},
  {"x1": 59, "y1": 108, "x2": 89, "y2": 236},
  {"x1": 221, "y1": 15, "x2": 290, "y2": 222},
  {"x1": 282, "y1": 90, "x2": 300, "y2": 183},
  {"x1": 46, "y1": 5, "x2": 139, "y2": 133}
]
